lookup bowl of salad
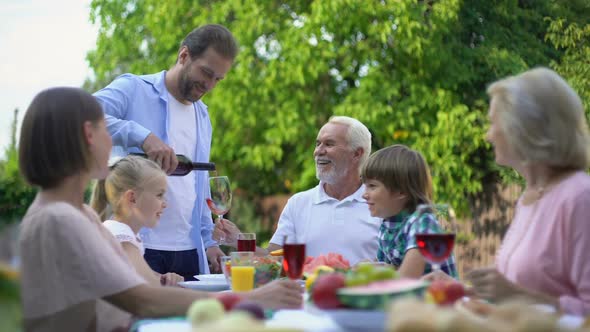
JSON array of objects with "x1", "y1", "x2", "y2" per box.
[{"x1": 252, "y1": 255, "x2": 283, "y2": 288}]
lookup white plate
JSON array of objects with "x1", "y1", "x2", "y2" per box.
[
  {"x1": 194, "y1": 273, "x2": 227, "y2": 282},
  {"x1": 267, "y1": 309, "x2": 340, "y2": 331},
  {"x1": 324, "y1": 308, "x2": 385, "y2": 330},
  {"x1": 306, "y1": 304, "x2": 386, "y2": 330},
  {"x1": 179, "y1": 280, "x2": 229, "y2": 292},
  {"x1": 137, "y1": 320, "x2": 190, "y2": 332}
]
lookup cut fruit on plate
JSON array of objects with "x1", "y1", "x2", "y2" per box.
[
  {"x1": 270, "y1": 249, "x2": 284, "y2": 256},
  {"x1": 337, "y1": 278, "x2": 429, "y2": 310}
]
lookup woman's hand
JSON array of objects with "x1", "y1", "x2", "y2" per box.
[
  {"x1": 160, "y1": 273, "x2": 184, "y2": 287},
  {"x1": 245, "y1": 279, "x2": 303, "y2": 309},
  {"x1": 422, "y1": 269, "x2": 475, "y2": 297},
  {"x1": 421, "y1": 269, "x2": 456, "y2": 283},
  {"x1": 466, "y1": 267, "x2": 519, "y2": 301},
  {"x1": 213, "y1": 218, "x2": 241, "y2": 247}
]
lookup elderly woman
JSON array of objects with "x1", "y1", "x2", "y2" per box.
[{"x1": 428, "y1": 67, "x2": 590, "y2": 316}]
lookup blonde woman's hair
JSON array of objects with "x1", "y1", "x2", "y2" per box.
[
  {"x1": 487, "y1": 67, "x2": 590, "y2": 170},
  {"x1": 328, "y1": 116, "x2": 372, "y2": 173},
  {"x1": 361, "y1": 144, "x2": 433, "y2": 213},
  {"x1": 90, "y1": 155, "x2": 166, "y2": 220}
]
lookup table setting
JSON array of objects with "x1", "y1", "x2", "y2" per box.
[
  {"x1": 131, "y1": 233, "x2": 590, "y2": 332},
  {"x1": 136, "y1": 200, "x2": 589, "y2": 332}
]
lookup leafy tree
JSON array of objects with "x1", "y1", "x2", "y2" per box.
[
  {"x1": 0, "y1": 109, "x2": 36, "y2": 228},
  {"x1": 87, "y1": 0, "x2": 590, "y2": 216},
  {"x1": 545, "y1": 3, "x2": 590, "y2": 111}
]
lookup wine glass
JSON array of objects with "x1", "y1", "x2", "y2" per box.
[
  {"x1": 206, "y1": 176, "x2": 232, "y2": 244},
  {"x1": 282, "y1": 235, "x2": 306, "y2": 282},
  {"x1": 414, "y1": 203, "x2": 457, "y2": 273},
  {"x1": 237, "y1": 233, "x2": 256, "y2": 252}
]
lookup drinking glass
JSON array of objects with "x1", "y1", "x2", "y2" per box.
[
  {"x1": 207, "y1": 176, "x2": 232, "y2": 244},
  {"x1": 220, "y1": 255, "x2": 232, "y2": 284},
  {"x1": 237, "y1": 233, "x2": 256, "y2": 252},
  {"x1": 414, "y1": 204, "x2": 457, "y2": 273},
  {"x1": 230, "y1": 251, "x2": 255, "y2": 292},
  {"x1": 282, "y1": 235, "x2": 306, "y2": 280}
]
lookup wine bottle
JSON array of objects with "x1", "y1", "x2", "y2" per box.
[{"x1": 130, "y1": 153, "x2": 216, "y2": 175}]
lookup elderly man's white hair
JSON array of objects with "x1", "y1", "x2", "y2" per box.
[{"x1": 328, "y1": 116, "x2": 372, "y2": 172}]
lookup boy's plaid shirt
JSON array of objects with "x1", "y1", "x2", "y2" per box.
[{"x1": 377, "y1": 210, "x2": 458, "y2": 278}]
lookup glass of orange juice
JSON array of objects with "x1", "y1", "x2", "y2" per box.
[{"x1": 230, "y1": 251, "x2": 255, "y2": 292}]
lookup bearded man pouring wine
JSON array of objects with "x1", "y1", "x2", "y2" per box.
[{"x1": 94, "y1": 24, "x2": 237, "y2": 279}]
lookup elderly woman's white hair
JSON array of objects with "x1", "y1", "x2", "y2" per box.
[
  {"x1": 328, "y1": 116, "x2": 372, "y2": 172},
  {"x1": 487, "y1": 67, "x2": 590, "y2": 170}
]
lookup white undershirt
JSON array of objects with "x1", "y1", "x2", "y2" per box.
[{"x1": 141, "y1": 94, "x2": 198, "y2": 250}]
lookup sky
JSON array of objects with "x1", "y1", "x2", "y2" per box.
[{"x1": 0, "y1": 0, "x2": 98, "y2": 160}]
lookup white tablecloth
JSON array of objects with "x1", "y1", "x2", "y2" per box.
[
  {"x1": 137, "y1": 302, "x2": 585, "y2": 332},
  {"x1": 137, "y1": 306, "x2": 362, "y2": 332}
]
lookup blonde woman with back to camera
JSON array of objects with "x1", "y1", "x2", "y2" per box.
[
  {"x1": 18, "y1": 87, "x2": 302, "y2": 332},
  {"x1": 425, "y1": 67, "x2": 590, "y2": 316}
]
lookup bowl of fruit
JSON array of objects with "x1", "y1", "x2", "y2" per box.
[{"x1": 252, "y1": 256, "x2": 283, "y2": 288}]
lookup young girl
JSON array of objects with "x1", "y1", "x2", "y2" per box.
[
  {"x1": 18, "y1": 87, "x2": 302, "y2": 331},
  {"x1": 91, "y1": 155, "x2": 184, "y2": 286},
  {"x1": 361, "y1": 144, "x2": 457, "y2": 279}
]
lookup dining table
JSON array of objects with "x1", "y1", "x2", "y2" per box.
[
  {"x1": 132, "y1": 274, "x2": 588, "y2": 332},
  {"x1": 132, "y1": 297, "x2": 587, "y2": 332},
  {"x1": 132, "y1": 301, "x2": 588, "y2": 332},
  {"x1": 132, "y1": 288, "x2": 384, "y2": 332}
]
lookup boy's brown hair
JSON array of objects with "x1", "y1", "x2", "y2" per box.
[{"x1": 361, "y1": 144, "x2": 433, "y2": 212}]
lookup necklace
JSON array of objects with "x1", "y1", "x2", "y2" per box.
[
  {"x1": 521, "y1": 170, "x2": 572, "y2": 205},
  {"x1": 521, "y1": 186, "x2": 545, "y2": 205}
]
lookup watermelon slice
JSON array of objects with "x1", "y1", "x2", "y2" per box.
[{"x1": 337, "y1": 279, "x2": 429, "y2": 310}]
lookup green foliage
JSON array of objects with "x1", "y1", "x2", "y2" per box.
[
  {"x1": 545, "y1": 2, "x2": 590, "y2": 112},
  {"x1": 0, "y1": 250, "x2": 21, "y2": 331},
  {"x1": 0, "y1": 109, "x2": 36, "y2": 228},
  {"x1": 229, "y1": 194, "x2": 264, "y2": 233},
  {"x1": 87, "y1": 0, "x2": 590, "y2": 216},
  {"x1": 0, "y1": 285, "x2": 21, "y2": 332}
]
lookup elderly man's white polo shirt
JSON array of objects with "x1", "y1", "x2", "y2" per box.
[{"x1": 269, "y1": 183, "x2": 381, "y2": 265}]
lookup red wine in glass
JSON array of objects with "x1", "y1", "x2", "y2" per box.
[
  {"x1": 415, "y1": 233, "x2": 455, "y2": 265},
  {"x1": 237, "y1": 239, "x2": 256, "y2": 252},
  {"x1": 206, "y1": 198, "x2": 229, "y2": 216},
  {"x1": 282, "y1": 244, "x2": 306, "y2": 280}
]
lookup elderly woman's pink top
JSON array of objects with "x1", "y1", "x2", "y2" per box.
[{"x1": 496, "y1": 171, "x2": 590, "y2": 316}]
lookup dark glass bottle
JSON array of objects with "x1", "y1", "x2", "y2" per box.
[{"x1": 130, "y1": 153, "x2": 216, "y2": 175}]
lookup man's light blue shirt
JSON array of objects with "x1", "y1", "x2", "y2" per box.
[{"x1": 94, "y1": 70, "x2": 216, "y2": 274}]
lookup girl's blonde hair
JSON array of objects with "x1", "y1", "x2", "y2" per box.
[
  {"x1": 487, "y1": 67, "x2": 590, "y2": 169},
  {"x1": 361, "y1": 144, "x2": 433, "y2": 213},
  {"x1": 90, "y1": 155, "x2": 166, "y2": 220}
]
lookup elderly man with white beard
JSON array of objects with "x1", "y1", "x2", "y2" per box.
[
  {"x1": 214, "y1": 116, "x2": 381, "y2": 264},
  {"x1": 263, "y1": 116, "x2": 381, "y2": 265}
]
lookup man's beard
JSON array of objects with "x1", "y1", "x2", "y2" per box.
[
  {"x1": 178, "y1": 69, "x2": 204, "y2": 102},
  {"x1": 315, "y1": 160, "x2": 347, "y2": 184}
]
